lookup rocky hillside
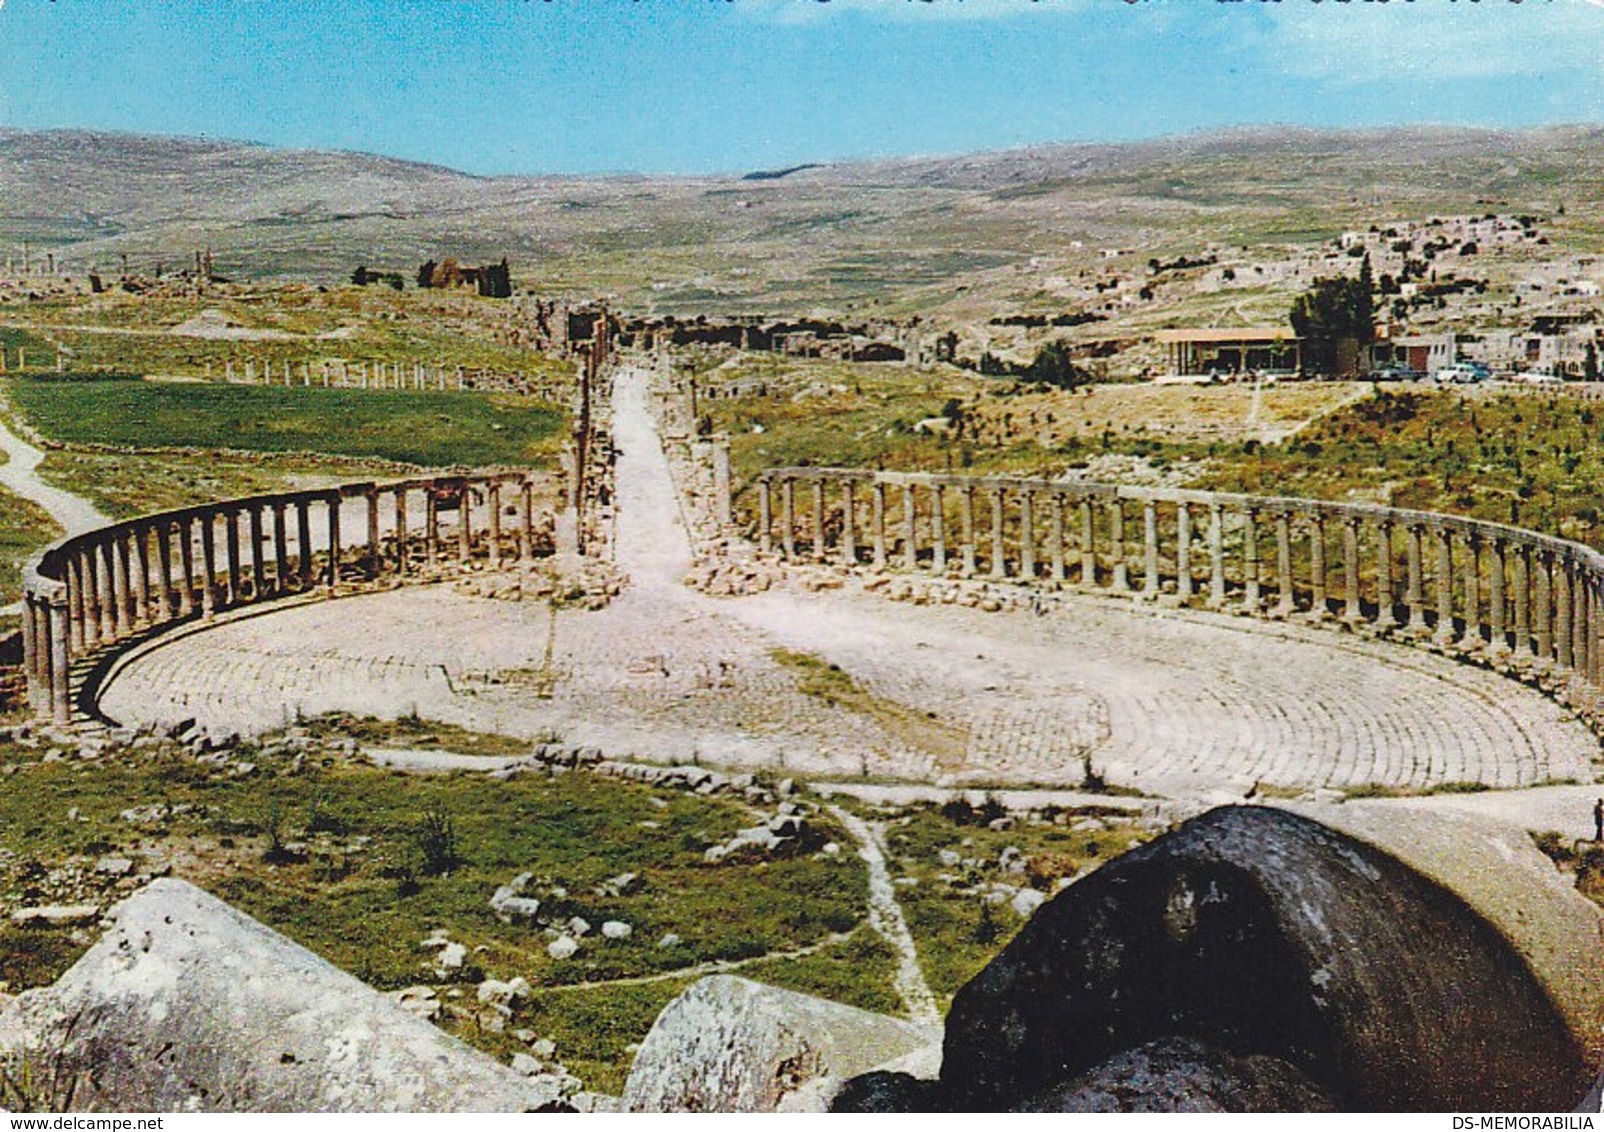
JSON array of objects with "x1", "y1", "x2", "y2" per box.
[{"x1": 3, "y1": 125, "x2": 1602, "y2": 315}]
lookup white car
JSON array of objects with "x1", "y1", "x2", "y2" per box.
[{"x1": 1433, "y1": 364, "x2": 1485, "y2": 384}]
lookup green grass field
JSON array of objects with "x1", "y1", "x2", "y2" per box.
[{"x1": 8, "y1": 378, "x2": 566, "y2": 468}]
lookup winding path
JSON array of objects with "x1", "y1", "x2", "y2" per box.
[
  {"x1": 828, "y1": 804, "x2": 941, "y2": 1025},
  {"x1": 0, "y1": 413, "x2": 109, "y2": 538}
]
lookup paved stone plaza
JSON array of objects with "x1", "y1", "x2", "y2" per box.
[{"x1": 93, "y1": 369, "x2": 1600, "y2": 799}]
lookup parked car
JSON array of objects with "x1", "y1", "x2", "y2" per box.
[
  {"x1": 1368, "y1": 365, "x2": 1423, "y2": 382},
  {"x1": 1520, "y1": 369, "x2": 1565, "y2": 386},
  {"x1": 1433, "y1": 363, "x2": 1488, "y2": 384}
]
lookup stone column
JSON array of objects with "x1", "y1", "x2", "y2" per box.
[
  {"x1": 1557, "y1": 558, "x2": 1574, "y2": 669},
  {"x1": 1513, "y1": 542, "x2": 1531, "y2": 655},
  {"x1": 96, "y1": 540, "x2": 117, "y2": 644},
  {"x1": 1308, "y1": 514, "x2": 1327, "y2": 619},
  {"x1": 457, "y1": 486, "x2": 474, "y2": 563},
  {"x1": 1488, "y1": 538, "x2": 1507, "y2": 651},
  {"x1": 1406, "y1": 524, "x2": 1425, "y2": 632},
  {"x1": 67, "y1": 552, "x2": 87, "y2": 654},
  {"x1": 989, "y1": 488, "x2": 1007, "y2": 579},
  {"x1": 20, "y1": 596, "x2": 38, "y2": 714},
  {"x1": 781, "y1": 478, "x2": 796, "y2": 560},
  {"x1": 398, "y1": 488, "x2": 414, "y2": 573},
  {"x1": 132, "y1": 524, "x2": 152, "y2": 627},
  {"x1": 1343, "y1": 516, "x2": 1361, "y2": 623},
  {"x1": 1243, "y1": 508, "x2": 1260, "y2": 610},
  {"x1": 48, "y1": 597, "x2": 69, "y2": 726},
  {"x1": 1535, "y1": 548, "x2": 1553, "y2": 660},
  {"x1": 199, "y1": 514, "x2": 218, "y2": 621},
  {"x1": 518, "y1": 481, "x2": 533, "y2": 564},
  {"x1": 224, "y1": 508, "x2": 242, "y2": 606},
  {"x1": 177, "y1": 519, "x2": 196, "y2": 618},
  {"x1": 898, "y1": 482, "x2": 918, "y2": 571},
  {"x1": 758, "y1": 479, "x2": 773, "y2": 554},
  {"x1": 1461, "y1": 533, "x2": 1481, "y2": 647},
  {"x1": 1110, "y1": 500, "x2": 1128, "y2": 592},
  {"x1": 112, "y1": 532, "x2": 135, "y2": 637},
  {"x1": 1080, "y1": 498, "x2": 1096, "y2": 588},
  {"x1": 1584, "y1": 574, "x2": 1597, "y2": 679},
  {"x1": 1374, "y1": 520, "x2": 1395, "y2": 630},
  {"x1": 1141, "y1": 498, "x2": 1158, "y2": 596},
  {"x1": 1176, "y1": 502, "x2": 1193, "y2": 600},
  {"x1": 250, "y1": 506, "x2": 266, "y2": 597},
  {"x1": 1020, "y1": 490, "x2": 1036, "y2": 581},
  {"x1": 296, "y1": 497, "x2": 314, "y2": 586},
  {"x1": 1274, "y1": 511, "x2": 1294, "y2": 617},
  {"x1": 1050, "y1": 493, "x2": 1066, "y2": 583},
  {"x1": 841, "y1": 479, "x2": 857, "y2": 565},
  {"x1": 961, "y1": 487, "x2": 977, "y2": 577},
  {"x1": 931, "y1": 484, "x2": 947, "y2": 574},
  {"x1": 327, "y1": 493, "x2": 342, "y2": 594},
  {"x1": 871, "y1": 482, "x2": 887, "y2": 570},
  {"x1": 817, "y1": 479, "x2": 831, "y2": 565},
  {"x1": 1569, "y1": 559, "x2": 1586, "y2": 671},
  {"x1": 1208, "y1": 503, "x2": 1226, "y2": 607},
  {"x1": 1433, "y1": 526, "x2": 1455, "y2": 646},
  {"x1": 153, "y1": 523, "x2": 174, "y2": 622},
  {"x1": 272, "y1": 503, "x2": 289, "y2": 593},
  {"x1": 424, "y1": 490, "x2": 439, "y2": 568},
  {"x1": 486, "y1": 482, "x2": 502, "y2": 569}
]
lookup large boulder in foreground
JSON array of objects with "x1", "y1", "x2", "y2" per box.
[
  {"x1": 0, "y1": 878, "x2": 540, "y2": 1112},
  {"x1": 621, "y1": 975, "x2": 937, "y2": 1112},
  {"x1": 939, "y1": 805, "x2": 1596, "y2": 1112}
]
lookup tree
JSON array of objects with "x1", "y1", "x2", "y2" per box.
[
  {"x1": 1290, "y1": 270, "x2": 1376, "y2": 376},
  {"x1": 351, "y1": 265, "x2": 370, "y2": 286},
  {"x1": 1586, "y1": 342, "x2": 1600, "y2": 383},
  {"x1": 1024, "y1": 340, "x2": 1092, "y2": 390},
  {"x1": 416, "y1": 259, "x2": 437, "y2": 289}
]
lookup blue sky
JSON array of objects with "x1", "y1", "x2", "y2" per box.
[{"x1": 1, "y1": 0, "x2": 1601, "y2": 175}]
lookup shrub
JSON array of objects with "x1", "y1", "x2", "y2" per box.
[{"x1": 415, "y1": 806, "x2": 461, "y2": 876}]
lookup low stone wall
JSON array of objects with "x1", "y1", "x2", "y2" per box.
[
  {"x1": 21, "y1": 470, "x2": 547, "y2": 725},
  {"x1": 754, "y1": 467, "x2": 1604, "y2": 724}
]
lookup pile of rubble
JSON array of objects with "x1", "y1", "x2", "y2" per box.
[
  {"x1": 490, "y1": 743, "x2": 788, "y2": 808},
  {"x1": 455, "y1": 561, "x2": 626, "y2": 610},
  {"x1": 683, "y1": 554, "x2": 785, "y2": 597},
  {"x1": 702, "y1": 801, "x2": 831, "y2": 863}
]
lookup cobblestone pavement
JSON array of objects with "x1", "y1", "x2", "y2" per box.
[{"x1": 96, "y1": 369, "x2": 1602, "y2": 799}]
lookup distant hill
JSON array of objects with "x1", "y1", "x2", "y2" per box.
[{"x1": 2, "y1": 125, "x2": 1601, "y2": 316}]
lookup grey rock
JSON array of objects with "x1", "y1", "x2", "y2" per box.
[
  {"x1": 0, "y1": 879, "x2": 544, "y2": 1111},
  {"x1": 621, "y1": 975, "x2": 936, "y2": 1112},
  {"x1": 939, "y1": 805, "x2": 1597, "y2": 1112},
  {"x1": 9, "y1": 904, "x2": 99, "y2": 927},
  {"x1": 1017, "y1": 1037, "x2": 1336, "y2": 1112}
]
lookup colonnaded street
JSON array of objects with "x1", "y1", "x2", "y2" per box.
[{"x1": 96, "y1": 370, "x2": 1600, "y2": 799}]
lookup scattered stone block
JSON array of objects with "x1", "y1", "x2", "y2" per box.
[{"x1": 621, "y1": 975, "x2": 936, "y2": 1112}]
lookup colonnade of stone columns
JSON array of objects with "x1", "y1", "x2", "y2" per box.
[
  {"x1": 22, "y1": 470, "x2": 540, "y2": 725},
  {"x1": 755, "y1": 469, "x2": 1604, "y2": 687}
]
